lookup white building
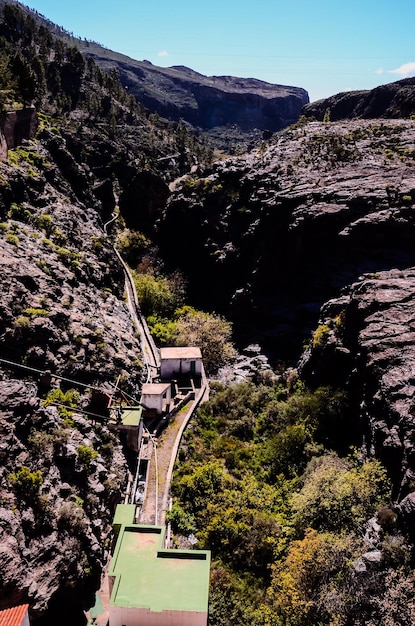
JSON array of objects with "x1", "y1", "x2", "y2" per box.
[
  {"x1": 160, "y1": 347, "x2": 203, "y2": 380},
  {"x1": 140, "y1": 382, "x2": 171, "y2": 415}
]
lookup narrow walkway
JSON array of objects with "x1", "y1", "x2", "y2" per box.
[
  {"x1": 86, "y1": 562, "x2": 110, "y2": 626},
  {"x1": 140, "y1": 403, "x2": 194, "y2": 526},
  {"x1": 90, "y1": 216, "x2": 209, "y2": 624}
]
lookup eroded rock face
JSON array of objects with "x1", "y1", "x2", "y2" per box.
[
  {"x1": 119, "y1": 170, "x2": 170, "y2": 234},
  {"x1": 158, "y1": 119, "x2": 415, "y2": 361},
  {"x1": 0, "y1": 108, "x2": 38, "y2": 152},
  {"x1": 0, "y1": 122, "x2": 144, "y2": 623},
  {"x1": 303, "y1": 77, "x2": 415, "y2": 122},
  {"x1": 298, "y1": 268, "x2": 415, "y2": 501}
]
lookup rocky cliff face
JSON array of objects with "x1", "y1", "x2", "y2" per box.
[
  {"x1": 157, "y1": 118, "x2": 415, "y2": 361},
  {"x1": 298, "y1": 268, "x2": 415, "y2": 519},
  {"x1": 157, "y1": 113, "x2": 415, "y2": 532},
  {"x1": 303, "y1": 77, "x2": 415, "y2": 121},
  {"x1": 0, "y1": 119, "x2": 146, "y2": 623}
]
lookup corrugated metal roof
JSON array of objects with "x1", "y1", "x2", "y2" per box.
[{"x1": 0, "y1": 604, "x2": 29, "y2": 626}]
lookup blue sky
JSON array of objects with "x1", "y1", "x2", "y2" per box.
[{"x1": 23, "y1": 0, "x2": 415, "y2": 102}]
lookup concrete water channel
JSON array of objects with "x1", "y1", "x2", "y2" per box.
[{"x1": 87, "y1": 221, "x2": 209, "y2": 625}]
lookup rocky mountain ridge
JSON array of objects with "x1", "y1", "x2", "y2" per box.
[
  {"x1": 9, "y1": 0, "x2": 309, "y2": 151},
  {"x1": 303, "y1": 77, "x2": 415, "y2": 121},
  {"x1": 86, "y1": 55, "x2": 309, "y2": 150}
]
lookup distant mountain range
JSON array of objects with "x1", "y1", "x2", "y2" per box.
[
  {"x1": 9, "y1": 0, "x2": 415, "y2": 151},
  {"x1": 73, "y1": 44, "x2": 309, "y2": 150},
  {"x1": 9, "y1": 0, "x2": 308, "y2": 150}
]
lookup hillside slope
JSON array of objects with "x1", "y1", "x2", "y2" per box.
[
  {"x1": 0, "y1": 4, "x2": 178, "y2": 623},
  {"x1": 10, "y1": 0, "x2": 309, "y2": 151},
  {"x1": 81, "y1": 53, "x2": 309, "y2": 150}
]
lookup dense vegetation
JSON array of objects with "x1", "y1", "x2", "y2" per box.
[
  {"x1": 114, "y1": 227, "x2": 237, "y2": 375},
  {"x1": 168, "y1": 379, "x2": 415, "y2": 625}
]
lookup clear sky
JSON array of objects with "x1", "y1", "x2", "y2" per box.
[{"x1": 22, "y1": 0, "x2": 415, "y2": 102}]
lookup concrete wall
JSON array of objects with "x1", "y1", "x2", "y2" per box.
[
  {"x1": 0, "y1": 128, "x2": 7, "y2": 160},
  {"x1": 0, "y1": 108, "x2": 38, "y2": 154},
  {"x1": 110, "y1": 605, "x2": 207, "y2": 626},
  {"x1": 141, "y1": 387, "x2": 171, "y2": 414},
  {"x1": 22, "y1": 608, "x2": 30, "y2": 626},
  {"x1": 160, "y1": 358, "x2": 202, "y2": 379}
]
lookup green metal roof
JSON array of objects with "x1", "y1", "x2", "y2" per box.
[
  {"x1": 109, "y1": 522, "x2": 210, "y2": 614},
  {"x1": 120, "y1": 406, "x2": 142, "y2": 426},
  {"x1": 112, "y1": 504, "x2": 136, "y2": 533}
]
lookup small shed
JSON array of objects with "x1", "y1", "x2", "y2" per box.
[
  {"x1": 160, "y1": 347, "x2": 202, "y2": 380},
  {"x1": 109, "y1": 406, "x2": 143, "y2": 455},
  {"x1": 140, "y1": 383, "x2": 171, "y2": 416}
]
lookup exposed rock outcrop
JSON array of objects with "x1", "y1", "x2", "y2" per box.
[
  {"x1": 0, "y1": 118, "x2": 144, "y2": 624},
  {"x1": 303, "y1": 77, "x2": 415, "y2": 122},
  {"x1": 298, "y1": 267, "x2": 415, "y2": 503},
  {"x1": 119, "y1": 169, "x2": 170, "y2": 233},
  {"x1": 157, "y1": 118, "x2": 415, "y2": 361}
]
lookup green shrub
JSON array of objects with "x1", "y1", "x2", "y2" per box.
[
  {"x1": 43, "y1": 388, "x2": 80, "y2": 420},
  {"x1": 8, "y1": 147, "x2": 50, "y2": 170},
  {"x1": 166, "y1": 502, "x2": 196, "y2": 535},
  {"x1": 5, "y1": 233, "x2": 19, "y2": 246},
  {"x1": 24, "y1": 307, "x2": 49, "y2": 317},
  {"x1": 133, "y1": 272, "x2": 182, "y2": 317},
  {"x1": 57, "y1": 501, "x2": 87, "y2": 532},
  {"x1": 35, "y1": 213, "x2": 54, "y2": 235},
  {"x1": 76, "y1": 444, "x2": 98, "y2": 467},
  {"x1": 268, "y1": 528, "x2": 360, "y2": 626},
  {"x1": 260, "y1": 421, "x2": 314, "y2": 481},
  {"x1": 312, "y1": 323, "x2": 331, "y2": 349},
  {"x1": 291, "y1": 453, "x2": 390, "y2": 533},
  {"x1": 147, "y1": 315, "x2": 178, "y2": 345},
  {"x1": 115, "y1": 229, "x2": 151, "y2": 266},
  {"x1": 13, "y1": 315, "x2": 31, "y2": 328},
  {"x1": 52, "y1": 228, "x2": 67, "y2": 245},
  {"x1": 8, "y1": 202, "x2": 33, "y2": 223},
  {"x1": 28, "y1": 428, "x2": 69, "y2": 457},
  {"x1": 8, "y1": 466, "x2": 43, "y2": 496}
]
